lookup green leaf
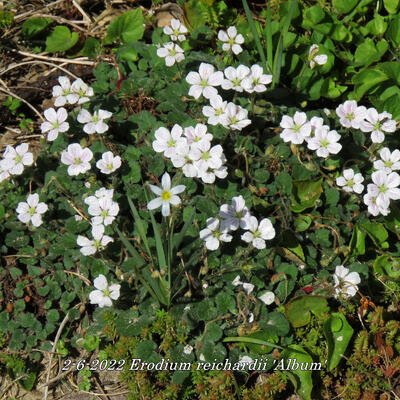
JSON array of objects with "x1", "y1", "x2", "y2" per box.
[
  {"x1": 302, "y1": 5, "x2": 325, "y2": 27},
  {"x1": 352, "y1": 67, "x2": 388, "y2": 100},
  {"x1": 290, "y1": 178, "x2": 323, "y2": 213},
  {"x1": 280, "y1": 345, "x2": 313, "y2": 400},
  {"x1": 365, "y1": 14, "x2": 388, "y2": 36},
  {"x1": 22, "y1": 17, "x2": 52, "y2": 38},
  {"x1": 354, "y1": 38, "x2": 388, "y2": 67},
  {"x1": 259, "y1": 312, "x2": 290, "y2": 336},
  {"x1": 349, "y1": 224, "x2": 366, "y2": 256},
  {"x1": 359, "y1": 221, "x2": 389, "y2": 249},
  {"x1": 276, "y1": 170, "x2": 292, "y2": 195},
  {"x1": 294, "y1": 215, "x2": 312, "y2": 232},
  {"x1": 323, "y1": 313, "x2": 353, "y2": 370},
  {"x1": 45, "y1": 26, "x2": 79, "y2": 52},
  {"x1": 5, "y1": 231, "x2": 29, "y2": 248},
  {"x1": 215, "y1": 292, "x2": 236, "y2": 314},
  {"x1": 279, "y1": 230, "x2": 305, "y2": 262},
  {"x1": 82, "y1": 37, "x2": 100, "y2": 58},
  {"x1": 383, "y1": 0, "x2": 400, "y2": 13},
  {"x1": 285, "y1": 296, "x2": 329, "y2": 328},
  {"x1": 333, "y1": 0, "x2": 358, "y2": 14},
  {"x1": 373, "y1": 255, "x2": 400, "y2": 279},
  {"x1": 105, "y1": 9, "x2": 144, "y2": 45},
  {"x1": 47, "y1": 309, "x2": 60, "y2": 323},
  {"x1": 386, "y1": 15, "x2": 400, "y2": 46},
  {"x1": 135, "y1": 340, "x2": 157, "y2": 359}
]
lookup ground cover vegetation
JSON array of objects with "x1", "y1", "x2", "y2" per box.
[{"x1": 0, "y1": 0, "x2": 400, "y2": 399}]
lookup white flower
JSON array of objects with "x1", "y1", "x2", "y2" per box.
[
  {"x1": 248, "y1": 313, "x2": 254, "y2": 323},
  {"x1": 71, "y1": 78, "x2": 94, "y2": 104},
  {"x1": 185, "y1": 63, "x2": 223, "y2": 99},
  {"x1": 0, "y1": 143, "x2": 34, "y2": 175},
  {"x1": 360, "y1": 108, "x2": 397, "y2": 143},
  {"x1": 183, "y1": 345, "x2": 193, "y2": 355},
  {"x1": 170, "y1": 143, "x2": 199, "y2": 178},
  {"x1": 147, "y1": 172, "x2": 185, "y2": 217},
  {"x1": 241, "y1": 216, "x2": 275, "y2": 249},
  {"x1": 219, "y1": 195, "x2": 251, "y2": 231},
  {"x1": 242, "y1": 282, "x2": 254, "y2": 295},
  {"x1": 96, "y1": 151, "x2": 122, "y2": 174},
  {"x1": 218, "y1": 26, "x2": 244, "y2": 55},
  {"x1": 40, "y1": 107, "x2": 69, "y2": 141},
  {"x1": 336, "y1": 169, "x2": 364, "y2": 194},
  {"x1": 52, "y1": 76, "x2": 78, "y2": 107},
  {"x1": 157, "y1": 42, "x2": 185, "y2": 66},
  {"x1": 202, "y1": 94, "x2": 228, "y2": 126},
  {"x1": 220, "y1": 103, "x2": 251, "y2": 131},
  {"x1": 232, "y1": 275, "x2": 242, "y2": 287},
  {"x1": 16, "y1": 193, "x2": 48, "y2": 227},
  {"x1": 89, "y1": 274, "x2": 120, "y2": 308},
  {"x1": 333, "y1": 265, "x2": 361, "y2": 298},
  {"x1": 0, "y1": 163, "x2": 10, "y2": 183},
  {"x1": 221, "y1": 65, "x2": 250, "y2": 92},
  {"x1": 84, "y1": 188, "x2": 114, "y2": 207},
  {"x1": 307, "y1": 128, "x2": 342, "y2": 158},
  {"x1": 335, "y1": 100, "x2": 367, "y2": 129},
  {"x1": 61, "y1": 143, "x2": 93, "y2": 176},
  {"x1": 153, "y1": 125, "x2": 187, "y2": 158},
  {"x1": 190, "y1": 141, "x2": 224, "y2": 171},
  {"x1": 241, "y1": 64, "x2": 272, "y2": 93},
  {"x1": 163, "y1": 18, "x2": 188, "y2": 42},
  {"x1": 367, "y1": 171, "x2": 400, "y2": 209},
  {"x1": 77, "y1": 109, "x2": 112, "y2": 134},
  {"x1": 196, "y1": 164, "x2": 225, "y2": 184},
  {"x1": 363, "y1": 191, "x2": 390, "y2": 216},
  {"x1": 199, "y1": 217, "x2": 232, "y2": 250},
  {"x1": 87, "y1": 196, "x2": 119, "y2": 226},
  {"x1": 258, "y1": 291, "x2": 275, "y2": 305},
  {"x1": 374, "y1": 147, "x2": 400, "y2": 174},
  {"x1": 183, "y1": 124, "x2": 213, "y2": 148},
  {"x1": 238, "y1": 356, "x2": 253, "y2": 367},
  {"x1": 77, "y1": 224, "x2": 114, "y2": 256},
  {"x1": 280, "y1": 112, "x2": 311, "y2": 145},
  {"x1": 308, "y1": 44, "x2": 328, "y2": 69}
]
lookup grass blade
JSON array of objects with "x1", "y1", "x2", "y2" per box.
[
  {"x1": 127, "y1": 195, "x2": 153, "y2": 262},
  {"x1": 265, "y1": 3, "x2": 273, "y2": 74},
  {"x1": 173, "y1": 207, "x2": 195, "y2": 252},
  {"x1": 223, "y1": 336, "x2": 285, "y2": 350},
  {"x1": 149, "y1": 212, "x2": 167, "y2": 270},
  {"x1": 272, "y1": 0, "x2": 297, "y2": 87},
  {"x1": 242, "y1": 0, "x2": 266, "y2": 67}
]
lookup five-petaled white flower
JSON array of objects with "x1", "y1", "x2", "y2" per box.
[
  {"x1": 60, "y1": 143, "x2": 93, "y2": 176},
  {"x1": 308, "y1": 44, "x2": 328, "y2": 69},
  {"x1": 374, "y1": 147, "x2": 400, "y2": 174},
  {"x1": 16, "y1": 193, "x2": 48, "y2": 227},
  {"x1": 220, "y1": 103, "x2": 251, "y2": 131},
  {"x1": 335, "y1": 100, "x2": 367, "y2": 129},
  {"x1": 77, "y1": 109, "x2": 112, "y2": 134},
  {"x1": 157, "y1": 42, "x2": 185, "y2": 66},
  {"x1": 336, "y1": 169, "x2": 364, "y2": 194},
  {"x1": 202, "y1": 95, "x2": 228, "y2": 126},
  {"x1": 333, "y1": 265, "x2": 361, "y2": 298},
  {"x1": 360, "y1": 108, "x2": 396, "y2": 144},
  {"x1": 367, "y1": 171, "x2": 400, "y2": 209},
  {"x1": 1, "y1": 143, "x2": 34, "y2": 176},
  {"x1": 185, "y1": 63, "x2": 223, "y2": 99},
  {"x1": 77, "y1": 225, "x2": 114, "y2": 256},
  {"x1": 89, "y1": 274, "x2": 120, "y2": 308},
  {"x1": 232, "y1": 275, "x2": 242, "y2": 287},
  {"x1": 241, "y1": 216, "x2": 275, "y2": 249},
  {"x1": 280, "y1": 112, "x2": 311, "y2": 145},
  {"x1": 87, "y1": 196, "x2": 120, "y2": 226},
  {"x1": 241, "y1": 64, "x2": 272, "y2": 93},
  {"x1": 52, "y1": 76, "x2": 77, "y2": 107},
  {"x1": 96, "y1": 151, "x2": 122, "y2": 174},
  {"x1": 70, "y1": 78, "x2": 94, "y2": 104},
  {"x1": 147, "y1": 172, "x2": 185, "y2": 216},
  {"x1": 242, "y1": 282, "x2": 254, "y2": 295},
  {"x1": 199, "y1": 217, "x2": 232, "y2": 250},
  {"x1": 218, "y1": 26, "x2": 245, "y2": 55},
  {"x1": 219, "y1": 195, "x2": 251, "y2": 231},
  {"x1": 153, "y1": 124, "x2": 187, "y2": 158},
  {"x1": 40, "y1": 107, "x2": 69, "y2": 141},
  {"x1": 238, "y1": 356, "x2": 253, "y2": 367},
  {"x1": 183, "y1": 124, "x2": 213, "y2": 148},
  {"x1": 307, "y1": 128, "x2": 342, "y2": 158},
  {"x1": 258, "y1": 291, "x2": 275, "y2": 305},
  {"x1": 163, "y1": 18, "x2": 188, "y2": 42},
  {"x1": 363, "y1": 192, "x2": 390, "y2": 216},
  {"x1": 221, "y1": 65, "x2": 250, "y2": 92},
  {"x1": 183, "y1": 345, "x2": 193, "y2": 355}
]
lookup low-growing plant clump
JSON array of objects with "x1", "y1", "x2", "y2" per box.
[{"x1": 0, "y1": 0, "x2": 399, "y2": 399}]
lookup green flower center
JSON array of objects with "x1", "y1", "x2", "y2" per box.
[
  {"x1": 384, "y1": 160, "x2": 393, "y2": 168},
  {"x1": 92, "y1": 114, "x2": 99, "y2": 123},
  {"x1": 253, "y1": 230, "x2": 260, "y2": 238},
  {"x1": 94, "y1": 239, "x2": 102, "y2": 249},
  {"x1": 103, "y1": 288, "x2": 110, "y2": 297},
  {"x1": 213, "y1": 230, "x2": 221, "y2": 238},
  {"x1": 228, "y1": 37, "x2": 236, "y2": 46},
  {"x1": 235, "y1": 211, "x2": 243, "y2": 219},
  {"x1": 162, "y1": 191, "x2": 171, "y2": 201},
  {"x1": 168, "y1": 139, "x2": 176, "y2": 147},
  {"x1": 101, "y1": 210, "x2": 109, "y2": 218},
  {"x1": 201, "y1": 152, "x2": 211, "y2": 161},
  {"x1": 347, "y1": 112, "x2": 355, "y2": 121},
  {"x1": 28, "y1": 207, "x2": 36, "y2": 216},
  {"x1": 201, "y1": 79, "x2": 209, "y2": 88},
  {"x1": 292, "y1": 124, "x2": 302, "y2": 133},
  {"x1": 73, "y1": 158, "x2": 82, "y2": 165},
  {"x1": 107, "y1": 163, "x2": 114, "y2": 170},
  {"x1": 320, "y1": 139, "x2": 329, "y2": 148},
  {"x1": 379, "y1": 185, "x2": 387, "y2": 193},
  {"x1": 169, "y1": 48, "x2": 177, "y2": 56},
  {"x1": 373, "y1": 121, "x2": 381, "y2": 131},
  {"x1": 215, "y1": 108, "x2": 223, "y2": 116},
  {"x1": 346, "y1": 179, "x2": 354, "y2": 187}
]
